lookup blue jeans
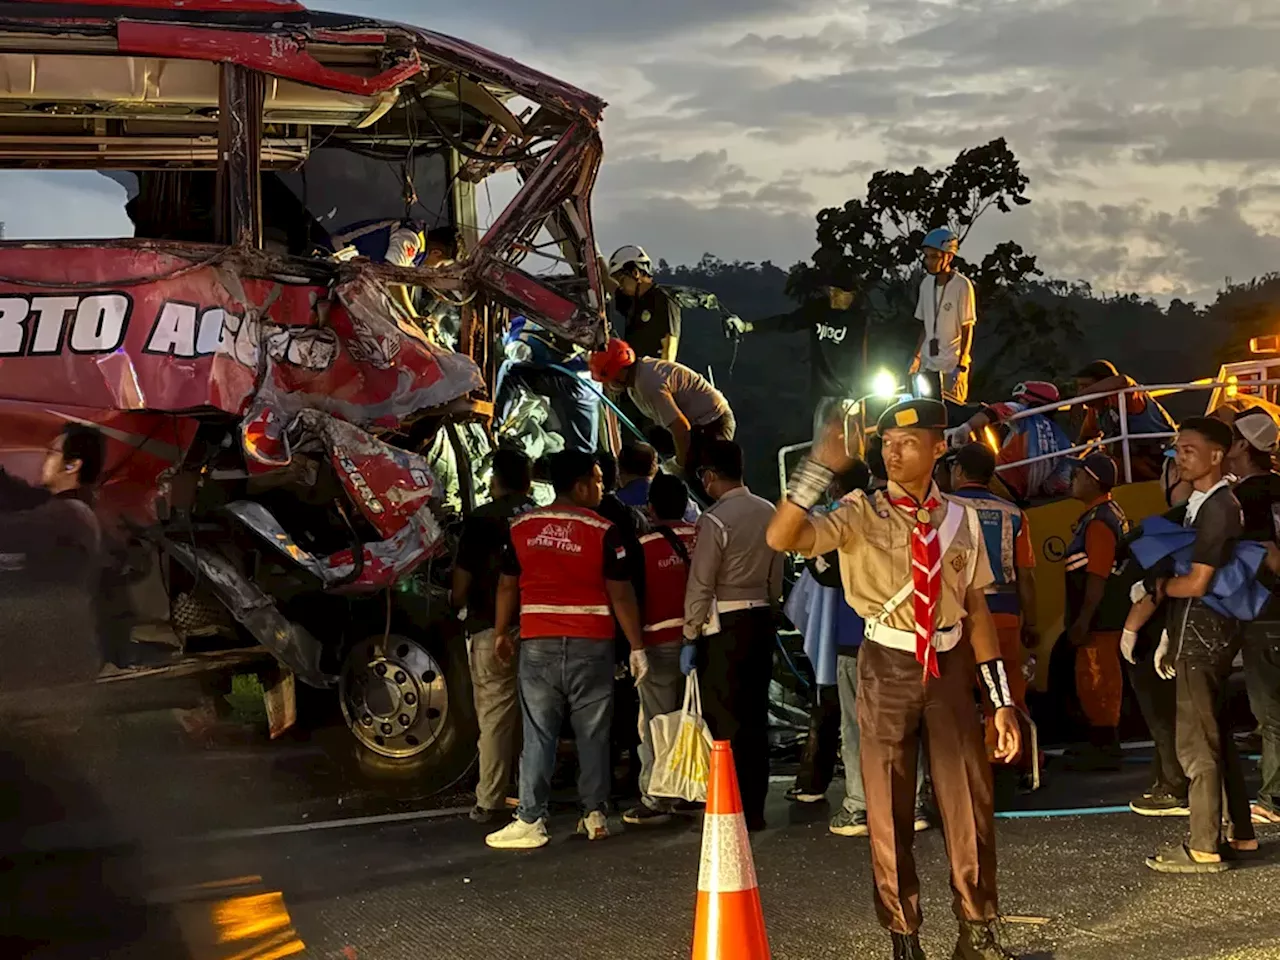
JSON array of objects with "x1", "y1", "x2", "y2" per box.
[
  {"x1": 837, "y1": 651, "x2": 927, "y2": 814},
  {"x1": 516, "y1": 638, "x2": 615, "y2": 823}
]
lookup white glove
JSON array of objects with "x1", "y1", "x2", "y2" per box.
[
  {"x1": 629, "y1": 648, "x2": 650, "y2": 685},
  {"x1": 1154, "y1": 629, "x2": 1176, "y2": 680},
  {"x1": 1120, "y1": 629, "x2": 1138, "y2": 665},
  {"x1": 1129, "y1": 581, "x2": 1150, "y2": 605},
  {"x1": 945, "y1": 425, "x2": 972, "y2": 449}
]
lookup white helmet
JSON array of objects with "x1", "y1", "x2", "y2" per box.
[{"x1": 607, "y1": 244, "x2": 652, "y2": 277}]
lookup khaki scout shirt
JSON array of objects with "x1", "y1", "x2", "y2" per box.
[{"x1": 803, "y1": 481, "x2": 994, "y2": 632}]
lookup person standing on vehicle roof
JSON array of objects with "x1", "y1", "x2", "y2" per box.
[
  {"x1": 1143, "y1": 417, "x2": 1257, "y2": 873},
  {"x1": 1216, "y1": 408, "x2": 1280, "y2": 827},
  {"x1": 680, "y1": 440, "x2": 782, "y2": 833},
  {"x1": 1074, "y1": 360, "x2": 1177, "y2": 483},
  {"x1": 589, "y1": 338, "x2": 735, "y2": 502},
  {"x1": 608, "y1": 245, "x2": 680, "y2": 363},
  {"x1": 909, "y1": 228, "x2": 976, "y2": 405},
  {"x1": 451, "y1": 448, "x2": 536, "y2": 823},
  {"x1": 948, "y1": 444, "x2": 1039, "y2": 767},
  {"x1": 623, "y1": 473, "x2": 700, "y2": 826},
  {"x1": 485, "y1": 451, "x2": 645, "y2": 850},
  {"x1": 1061, "y1": 453, "x2": 1131, "y2": 771},
  {"x1": 767, "y1": 398, "x2": 1022, "y2": 960}
]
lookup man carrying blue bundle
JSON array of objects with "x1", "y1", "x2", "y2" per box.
[{"x1": 1127, "y1": 417, "x2": 1261, "y2": 872}]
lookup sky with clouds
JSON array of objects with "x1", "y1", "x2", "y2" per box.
[{"x1": 5, "y1": 0, "x2": 1279, "y2": 304}]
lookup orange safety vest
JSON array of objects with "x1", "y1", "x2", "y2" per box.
[
  {"x1": 639, "y1": 523, "x2": 698, "y2": 646},
  {"x1": 509, "y1": 506, "x2": 617, "y2": 641}
]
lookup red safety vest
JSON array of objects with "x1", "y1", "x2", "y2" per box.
[
  {"x1": 639, "y1": 523, "x2": 698, "y2": 647},
  {"x1": 509, "y1": 506, "x2": 616, "y2": 641}
]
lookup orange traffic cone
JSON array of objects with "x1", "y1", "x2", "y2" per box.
[{"x1": 692, "y1": 740, "x2": 770, "y2": 960}]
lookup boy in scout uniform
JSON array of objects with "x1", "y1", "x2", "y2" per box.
[{"x1": 766, "y1": 398, "x2": 1022, "y2": 960}]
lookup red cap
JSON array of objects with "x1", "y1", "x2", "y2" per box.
[{"x1": 588, "y1": 338, "x2": 636, "y2": 383}]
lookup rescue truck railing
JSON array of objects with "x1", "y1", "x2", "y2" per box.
[{"x1": 776, "y1": 378, "x2": 1280, "y2": 495}]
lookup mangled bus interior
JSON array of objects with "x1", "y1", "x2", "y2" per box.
[{"x1": 0, "y1": 1, "x2": 607, "y2": 772}]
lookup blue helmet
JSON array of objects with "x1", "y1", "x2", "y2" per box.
[{"x1": 921, "y1": 227, "x2": 959, "y2": 255}]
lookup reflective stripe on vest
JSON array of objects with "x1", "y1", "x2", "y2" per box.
[
  {"x1": 511, "y1": 507, "x2": 615, "y2": 640},
  {"x1": 1064, "y1": 498, "x2": 1131, "y2": 630},
  {"x1": 949, "y1": 488, "x2": 1019, "y2": 587},
  {"x1": 639, "y1": 523, "x2": 697, "y2": 646}
]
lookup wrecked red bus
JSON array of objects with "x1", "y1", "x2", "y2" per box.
[{"x1": 0, "y1": 0, "x2": 608, "y2": 778}]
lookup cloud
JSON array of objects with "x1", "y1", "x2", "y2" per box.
[
  {"x1": 2, "y1": 0, "x2": 1279, "y2": 306},
  {"x1": 323, "y1": 0, "x2": 815, "y2": 47},
  {"x1": 1020, "y1": 190, "x2": 1280, "y2": 301},
  {"x1": 595, "y1": 196, "x2": 815, "y2": 270},
  {"x1": 595, "y1": 150, "x2": 755, "y2": 199}
]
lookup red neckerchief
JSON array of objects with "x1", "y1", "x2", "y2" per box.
[{"x1": 887, "y1": 488, "x2": 943, "y2": 680}]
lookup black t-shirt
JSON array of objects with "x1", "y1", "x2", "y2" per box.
[
  {"x1": 499, "y1": 520, "x2": 633, "y2": 582},
  {"x1": 454, "y1": 493, "x2": 535, "y2": 630},
  {"x1": 615, "y1": 285, "x2": 681, "y2": 360},
  {"x1": 757, "y1": 301, "x2": 864, "y2": 401},
  {"x1": 1188, "y1": 485, "x2": 1243, "y2": 569},
  {"x1": 1232, "y1": 472, "x2": 1280, "y2": 542},
  {"x1": 1172, "y1": 485, "x2": 1244, "y2": 660}
]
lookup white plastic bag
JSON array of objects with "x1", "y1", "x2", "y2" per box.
[{"x1": 647, "y1": 669, "x2": 715, "y2": 802}]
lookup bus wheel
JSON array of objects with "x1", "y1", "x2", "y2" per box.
[{"x1": 339, "y1": 632, "x2": 462, "y2": 761}]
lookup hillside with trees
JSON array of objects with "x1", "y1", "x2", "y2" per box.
[{"x1": 655, "y1": 139, "x2": 1259, "y2": 495}]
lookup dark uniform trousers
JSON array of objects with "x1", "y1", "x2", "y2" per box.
[
  {"x1": 857, "y1": 640, "x2": 998, "y2": 935},
  {"x1": 696, "y1": 607, "x2": 774, "y2": 824}
]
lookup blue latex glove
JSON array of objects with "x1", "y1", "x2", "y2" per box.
[{"x1": 680, "y1": 643, "x2": 697, "y2": 676}]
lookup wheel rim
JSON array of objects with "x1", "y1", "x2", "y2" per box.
[{"x1": 339, "y1": 634, "x2": 449, "y2": 759}]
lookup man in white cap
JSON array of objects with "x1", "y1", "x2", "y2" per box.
[{"x1": 1220, "y1": 406, "x2": 1280, "y2": 826}]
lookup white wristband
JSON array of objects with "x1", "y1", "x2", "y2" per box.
[{"x1": 977, "y1": 659, "x2": 1014, "y2": 710}]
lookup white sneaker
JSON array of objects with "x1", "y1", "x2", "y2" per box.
[
  {"x1": 577, "y1": 810, "x2": 610, "y2": 840},
  {"x1": 485, "y1": 817, "x2": 549, "y2": 850}
]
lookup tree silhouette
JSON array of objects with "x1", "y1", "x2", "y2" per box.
[{"x1": 784, "y1": 138, "x2": 1083, "y2": 392}]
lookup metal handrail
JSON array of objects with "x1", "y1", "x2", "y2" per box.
[
  {"x1": 994, "y1": 377, "x2": 1280, "y2": 484},
  {"x1": 776, "y1": 377, "x2": 1280, "y2": 492}
]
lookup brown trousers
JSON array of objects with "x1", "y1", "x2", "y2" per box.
[{"x1": 857, "y1": 641, "x2": 998, "y2": 935}]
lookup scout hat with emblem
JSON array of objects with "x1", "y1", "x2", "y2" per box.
[{"x1": 876, "y1": 397, "x2": 948, "y2": 435}]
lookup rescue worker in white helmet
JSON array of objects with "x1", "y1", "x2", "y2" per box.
[
  {"x1": 608, "y1": 245, "x2": 681, "y2": 363},
  {"x1": 909, "y1": 227, "x2": 977, "y2": 404}
]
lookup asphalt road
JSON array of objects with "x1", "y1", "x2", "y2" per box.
[{"x1": 4, "y1": 706, "x2": 1280, "y2": 960}]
